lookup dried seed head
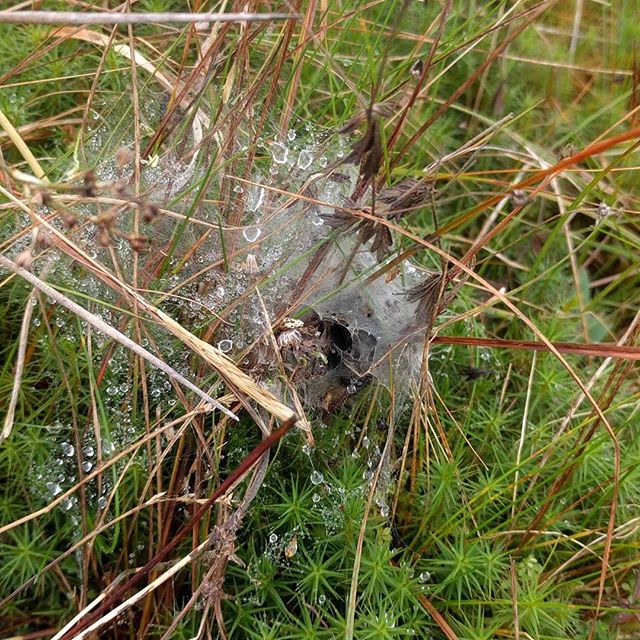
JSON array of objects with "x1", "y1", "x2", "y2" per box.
[
  {"x1": 98, "y1": 229, "x2": 111, "y2": 247},
  {"x1": 113, "y1": 180, "x2": 128, "y2": 198},
  {"x1": 15, "y1": 249, "x2": 33, "y2": 270},
  {"x1": 94, "y1": 208, "x2": 117, "y2": 229},
  {"x1": 245, "y1": 253, "x2": 259, "y2": 274},
  {"x1": 378, "y1": 178, "x2": 433, "y2": 219},
  {"x1": 405, "y1": 270, "x2": 444, "y2": 322},
  {"x1": 127, "y1": 234, "x2": 148, "y2": 252},
  {"x1": 142, "y1": 202, "x2": 160, "y2": 223},
  {"x1": 115, "y1": 147, "x2": 133, "y2": 169},
  {"x1": 62, "y1": 211, "x2": 78, "y2": 229},
  {"x1": 82, "y1": 170, "x2": 97, "y2": 197},
  {"x1": 34, "y1": 230, "x2": 51, "y2": 249}
]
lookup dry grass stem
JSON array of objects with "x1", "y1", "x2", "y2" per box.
[{"x1": 0, "y1": 11, "x2": 301, "y2": 26}]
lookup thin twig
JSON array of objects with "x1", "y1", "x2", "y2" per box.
[{"x1": 0, "y1": 11, "x2": 300, "y2": 25}]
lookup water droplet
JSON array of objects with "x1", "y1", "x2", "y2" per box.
[
  {"x1": 297, "y1": 149, "x2": 313, "y2": 170},
  {"x1": 380, "y1": 504, "x2": 390, "y2": 518},
  {"x1": 97, "y1": 496, "x2": 107, "y2": 510},
  {"x1": 233, "y1": 184, "x2": 244, "y2": 193},
  {"x1": 82, "y1": 461, "x2": 93, "y2": 473},
  {"x1": 218, "y1": 339, "x2": 233, "y2": 353},
  {"x1": 310, "y1": 470, "x2": 324, "y2": 485},
  {"x1": 346, "y1": 384, "x2": 357, "y2": 394},
  {"x1": 312, "y1": 493, "x2": 321, "y2": 503},
  {"x1": 318, "y1": 594, "x2": 326, "y2": 605},
  {"x1": 62, "y1": 497, "x2": 74, "y2": 511},
  {"x1": 82, "y1": 445, "x2": 94, "y2": 458},
  {"x1": 250, "y1": 187, "x2": 265, "y2": 212},
  {"x1": 102, "y1": 438, "x2": 115, "y2": 456},
  {"x1": 61, "y1": 442, "x2": 74, "y2": 457},
  {"x1": 269, "y1": 533, "x2": 278, "y2": 544},
  {"x1": 362, "y1": 436, "x2": 370, "y2": 449},
  {"x1": 419, "y1": 571, "x2": 431, "y2": 583},
  {"x1": 270, "y1": 141, "x2": 289, "y2": 164},
  {"x1": 319, "y1": 157, "x2": 328, "y2": 168},
  {"x1": 46, "y1": 482, "x2": 62, "y2": 496},
  {"x1": 106, "y1": 386, "x2": 118, "y2": 396},
  {"x1": 302, "y1": 444, "x2": 312, "y2": 456},
  {"x1": 242, "y1": 227, "x2": 262, "y2": 243},
  {"x1": 287, "y1": 129, "x2": 296, "y2": 142}
]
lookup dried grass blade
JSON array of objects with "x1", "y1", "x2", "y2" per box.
[{"x1": 0, "y1": 11, "x2": 301, "y2": 26}]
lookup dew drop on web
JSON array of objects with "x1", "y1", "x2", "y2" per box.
[
  {"x1": 61, "y1": 442, "x2": 74, "y2": 457},
  {"x1": 270, "y1": 141, "x2": 289, "y2": 164},
  {"x1": 297, "y1": 149, "x2": 313, "y2": 170},
  {"x1": 218, "y1": 339, "x2": 233, "y2": 353},
  {"x1": 243, "y1": 227, "x2": 262, "y2": 243}
]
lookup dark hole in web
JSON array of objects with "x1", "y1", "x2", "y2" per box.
[{"x1": 325, "y1": 320, "x2": 352, "y2": 352}]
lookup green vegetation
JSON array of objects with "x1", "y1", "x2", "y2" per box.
[{"x1": 1, "y1": 2, "x2": 639, "y2": 639}]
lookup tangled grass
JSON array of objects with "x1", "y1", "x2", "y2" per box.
[{"x1": 1, "y1": 2, "x2": 639, "y2": 639}]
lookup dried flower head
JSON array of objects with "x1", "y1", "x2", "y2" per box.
[
  {"x1": 115, "y1": 147, "x2": 133, "y2": 169},
  {"x1": 321, "y1": 201, "x2": 392, "y2": 262},
  {"x1": 98, "y1": 229, "x2": 111, "y2": 247},
  {"x1": 127, "y1": 234, "x2": 148, "y2": 252},
  {"x1": 15, "y1": 249, "x2": 33, "y2": 270},
  {"x1": 277, "y1": 328, "x2": 303, "y2": 351},
  {"x1": 377, "y1": 178, "x2": 433, "y2": 219},
  {"x1": 113, "y1": 180, "x2": 128, "y2": 198},
  {"x1": 81, "y1": 170, "x2": 97, "y2": 198},
  {"x1": 142, "y1": 202, "x2": 160, "y2": 223},
  {"x1": 405, "y1": 270, "x2": 444, "y2": 323},
  {"x1": 33, "y1": 189, "x2": 51, "y2": 208},
  {"x1": 61, "y1": 211, "x2": 78, "y2": 229},
  {"x1": 34, "y1": 230, "x2": 51, "y2": 250}
]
